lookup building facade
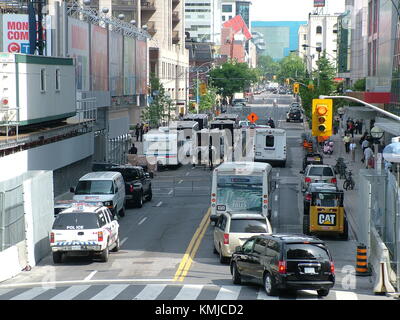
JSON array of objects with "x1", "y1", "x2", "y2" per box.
[{"x1": 251, "y1": 21, "x2": 307, "y2": 61}]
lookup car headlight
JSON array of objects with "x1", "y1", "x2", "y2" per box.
[{"x1": 103, "y1": 201, "x2": 113, "y2": 207}]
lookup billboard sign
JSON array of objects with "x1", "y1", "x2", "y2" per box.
[
  {"x1": 314, "y1": 0, "x2": 325, "y2": 7},
  {"x1": 91, "y1": 24, "x2": 108, "y2": 91},
  {"x1": 124, "y1": 36, "x2": 136, "y2": 95},
  {"x1": 109, "y1": 32, "x2": 123, "y2": 96},
  {"x1": 68, "y1": 17, "x2": 90, "y2": 91},
  {"x1": 2, "y1": 14, "x2": 52, "y2": 55}
]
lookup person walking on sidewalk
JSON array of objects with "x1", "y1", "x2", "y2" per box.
[
  {"x1": 135, "y1": 123, "x2": 140, "y2": 142},
  {"x1": 364, "y1": 145, "x2": 374, "y2": 169},
  {"x1": 350, "y1": 139, "x2": 357, "y2": 162},
  {"x1": 343, "y1": 133, "x2": 351, "y2": 153}
]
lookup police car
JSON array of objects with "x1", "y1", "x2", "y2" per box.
[{"x1": 50, "y1": 202, "x2": 120, "y2": 263}]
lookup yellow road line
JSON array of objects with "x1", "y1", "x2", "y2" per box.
[{"x1": 173, "y1": 207, "x2": 211, "y2": 282}]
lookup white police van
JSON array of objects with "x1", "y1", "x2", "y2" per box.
[{"x1": 50, "y1": 202, "x2": 120, "y2": 263}]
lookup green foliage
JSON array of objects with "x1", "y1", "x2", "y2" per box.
[
  {"x1": 209, "y1": 61, "x2": 259, "y2": 99},
  {"x1": 141, "y1": 73, "x2": 175, "y2": 127},
  {"x1": 352, "y1": 78, "x2": 366, "y2": 91},
  {"x1": 199, "y1": 85, "x2": 218, "y2": 112},
  {"x1": 277, "y1": 53, "x2": 306, "y2": 82},
  {"x1": 257, "y1": 55, "x2": 281, "y2": 79}
]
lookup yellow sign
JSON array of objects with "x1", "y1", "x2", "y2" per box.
[{"x1": 312, "y1": 99, "x2": 333, "y2": 137}]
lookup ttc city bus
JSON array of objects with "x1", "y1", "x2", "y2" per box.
[{"x1": 210, "y1": 162, "x2": 274, "y2": 222}]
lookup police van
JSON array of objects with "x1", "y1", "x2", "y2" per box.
[
  {"x1": 50, "y1": 202, "x2": 120, "y2": 263},
  {"x1": 254, "y1": 128, "x2": 287, "y2": 167}
]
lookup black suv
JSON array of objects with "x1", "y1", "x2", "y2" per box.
[
  {"x1": 286, "y1": 107, "x2": 303, "y2": 123},
  {"x1": 230, "y1": 234, "x2": 335, "y2": 297},
  {"x1": 108, "y1": 165, "x2": 152, "y2": 208}
]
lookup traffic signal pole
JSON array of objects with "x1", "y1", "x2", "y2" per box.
[{"x1": 319, "y1": 95, "x2": 400, "y2": 122}]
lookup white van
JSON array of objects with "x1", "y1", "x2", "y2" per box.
[
  {"x1": 254, "y1": 128, "x2": 287, "y2": 167},
  {"x1": 70, "y1": 171, "x2": 126, "y2": 218}
]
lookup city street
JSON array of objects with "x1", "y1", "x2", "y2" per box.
[{"x1": 0, "y1": 93, "x2": 392, "y2": 300}]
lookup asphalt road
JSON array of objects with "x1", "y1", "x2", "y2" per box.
[{"x1": 0, "y1": 92, "x2": 392, "y2": 300}]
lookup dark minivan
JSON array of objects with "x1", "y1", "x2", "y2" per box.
[{"x1": 230, "y1": 234, "x2": 335, "y2": 297}]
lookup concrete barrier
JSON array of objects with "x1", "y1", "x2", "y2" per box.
[{"x1": 370, "y1": 226, "x2": 396, "y2": 293}]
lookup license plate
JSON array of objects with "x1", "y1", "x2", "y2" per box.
[
  {"x1": 71, "y1": 246, "x2": 81, "y2": 251},
  {"x1": 304, "y1": 267, "x2": 315, "y2": 274}
]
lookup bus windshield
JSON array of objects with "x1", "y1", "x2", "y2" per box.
[{"x1": 216, "y1": 175, "x2": 263, "y2": 212}]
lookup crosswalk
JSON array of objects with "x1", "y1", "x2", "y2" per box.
[{"x1": 0, "y1": 283, "x2": 380, "y2": 300}]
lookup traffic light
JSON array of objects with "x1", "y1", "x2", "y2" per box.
[
  {"x1": 199, "y1": 83, "x2": 207, "y2": 95},
  {"x1": 293, "y1": 82, "x2": 300, "y2": 94},
  {"x1": 312, "y1": 99, "x2": 333, "y2": 137},
  {"x1": 285, "y1": 78, "x2": 290, "y2": 85}
]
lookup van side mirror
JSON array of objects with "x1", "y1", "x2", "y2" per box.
[
  {"x1": 70, "y1": 187, "x2": 75, "y2": 193},
  {"x1": 299, "y1": 170, "x2": 304, "y2": 174},
  {"x1": 210, "y1": 215, "x2": 218, "y2": 224}
]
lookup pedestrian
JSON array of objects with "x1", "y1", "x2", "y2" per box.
[
  {"x1": 208, "y1": 144, "x2": 214, "y2": 170},
  {"x1": 135, "y1": 123, "x2": 140, "y2": 141},
  {"x1": 354, "y1": 121, "x2": 359, "y2": 136},
  {"x1": 350, "y1": 139, "x2": 357, "y2": 162},
  {"x1": 139, "y1": 123, "x2": 144, "y2": 142},
  {"x1": 343, "y1": 133, "x2": 351, "y2": 153},
  {"x1": 358, "y1": 120, "x2": 363, "y2": 134},
  {"x1": 129, "y1": 143, "x2": 138, "y2": 154},
  {"x1": 364, "y1": 145, "x2": 374, "y2": 169}
]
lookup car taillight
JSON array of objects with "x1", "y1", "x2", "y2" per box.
[
  {"x1": 305, "y1": 177, "x2": 311, "y2": 183},
  {"x1": 305, "y1": 194, "x2": 312, "y2": 201},
  {"x1": 223, "y1": 233, "x2": 229, "y2": 245},
  {"x1": 50, "y1": 232, "x2": 55, "y2": 243},
  {"x1": 98, "y1": 231, "x2": 104, "y2": 242},
  {"x1": 330, "y1": 261, "x2": 335, "y2": 274},
  {"x1": 278, "y1": 261, "x2": 286, "y2": 274},
  {"x1": 331, "y1": 178, "x2": 337, "y2": 183},
  {"x1": 130, "y1": 184, "x2": 134, "y2": 192}
]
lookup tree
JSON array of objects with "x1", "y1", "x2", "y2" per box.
[
  {"x1": 257, "y1": 55, "x2": 281, "y2": 79},
  {"x1": 199, "y1": 85, "x2": 218, "y2": 113},
  {"x1": 208, "y1": 61, "x2": 259, "y2": 101},
  {"x1": 142, "y1": 73, "x2": 175, "y2": 127},
  {"x1": 277, "y1": 53, "x2": 306, "y2": 83}
]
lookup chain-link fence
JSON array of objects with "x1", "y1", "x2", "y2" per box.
[{"x1": 0, "y1": 185, "x2": 25, "y2": 252}]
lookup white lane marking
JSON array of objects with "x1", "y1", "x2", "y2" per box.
[
  {"x1": 273, "y1": 211, "x2": 278, "y2": 219},
  {"x1": 10, "y1": 286, "x2": 50, "y2": 300},
  {"x1": 120, "y1": 237, "x2": 128, "y2": 247},
  {"x1": 168, "y1": 189, "x2": 173, "y2": 195},
  {"x1": 257, "y1": 289, "x2": 280, "y2": 300},
  {"x1": 90, "y1": 284, "x2": 130, "y2": 300},
  {"x1": 186, "y1": 172, "x2": 190, "y2": 176},
  {"x1": 178, "y1": 180, "x2": 183, "y2": 184},
  {"x1": 134, "y1": 284, "x2": 167, "y2": 300},
  {"x1": 297, "y1": 290, "x2": 319, "y2": 300},
  {"x1": 276, "y1": 172, "x2": 280, "y2": 178},
  {"x1": 274, "y1": 195, "x2": 278, "y2": 201},
  {"x1": 174, "y1": 285, "x2": 203, "y2": 300},
  {"x1": 156, "y1": 201, "x2": 163, "y2": 207},
  {"x1": 276, "y1": 184, "x2": 279, "y2": 189},
  {"x1": 50, "y1": 285, "x2": 91, "y2": 300},
  {"x1": 138, "y1": 217, "x2": 147, "y2": 225},
  {"x1": 215, "y1": 285, "x2": 241, "y2": 300},
  {"x1": 335, "y1": 290, "x2": 358, "y2": 300},
  {"x1": 84, "y1": 270, "x2": 97, "y2": 281}
]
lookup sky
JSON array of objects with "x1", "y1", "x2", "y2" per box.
[{"x1": 251, "y1": 0, "x2": 346, "y2": 21}]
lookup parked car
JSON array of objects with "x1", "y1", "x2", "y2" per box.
[
  {"x1": 213, "y1": 211, "x2": 272, "y2": 264},
  {"x1": 300, "y1": 164, "x2": 337, "y2": 192},
  {"x1": 92, "y1": 162, "x2": 119, "y2": 172},
  {"x1": 108, "y1": 165, "x2": 153, "y2": 208},
  {"x1": 50, "y1": 202, "x2": 120, "y2": 263},
  {"x1": 230, "y1": 234, "x2": 335, "y2": 297},
  {"x1": 70, "y1": 171, "x2": 126, "y2": 217}
]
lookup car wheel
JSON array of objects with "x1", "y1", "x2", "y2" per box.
[
  {"x1": 317, "y1": 289, "x2": 330, "y2": 297},
  {"x1": 119, "y1": 205, "x2": 125, "y2": 217},
  {"x1": 303, "y1": 215, "x2": 310, "y2": 235},
  {"x1": 340, "y1": 217, "x2": 349, "y2": 241},
  {"x1": 100, "y1": 242, "x2": 109, "y2": 262},
  {"x1": 111, "y1": 237, "x2": 120, "y2": 252},
  {"x1": 219, "y1": 245, "x2": 227, "y2": 264},
  {"x1": 231, "y1": 263, "x2": 242, "y2": 285},
  {"x1": 264, "y1": 273, "x2": 278, "y2": 296},
  {"x1": 135, "y1": 192, "x2": 143, "y2": 208},
  {"x1": 146, "y1": 187, "x2": 153, "y2": 201},
  {"x1": 52, "y1": 252, "x2": 62, "y2": 264}
]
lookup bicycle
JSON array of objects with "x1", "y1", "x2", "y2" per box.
[{"x1": 343, "y1": 170, "x2": 355, "y2": 190}]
